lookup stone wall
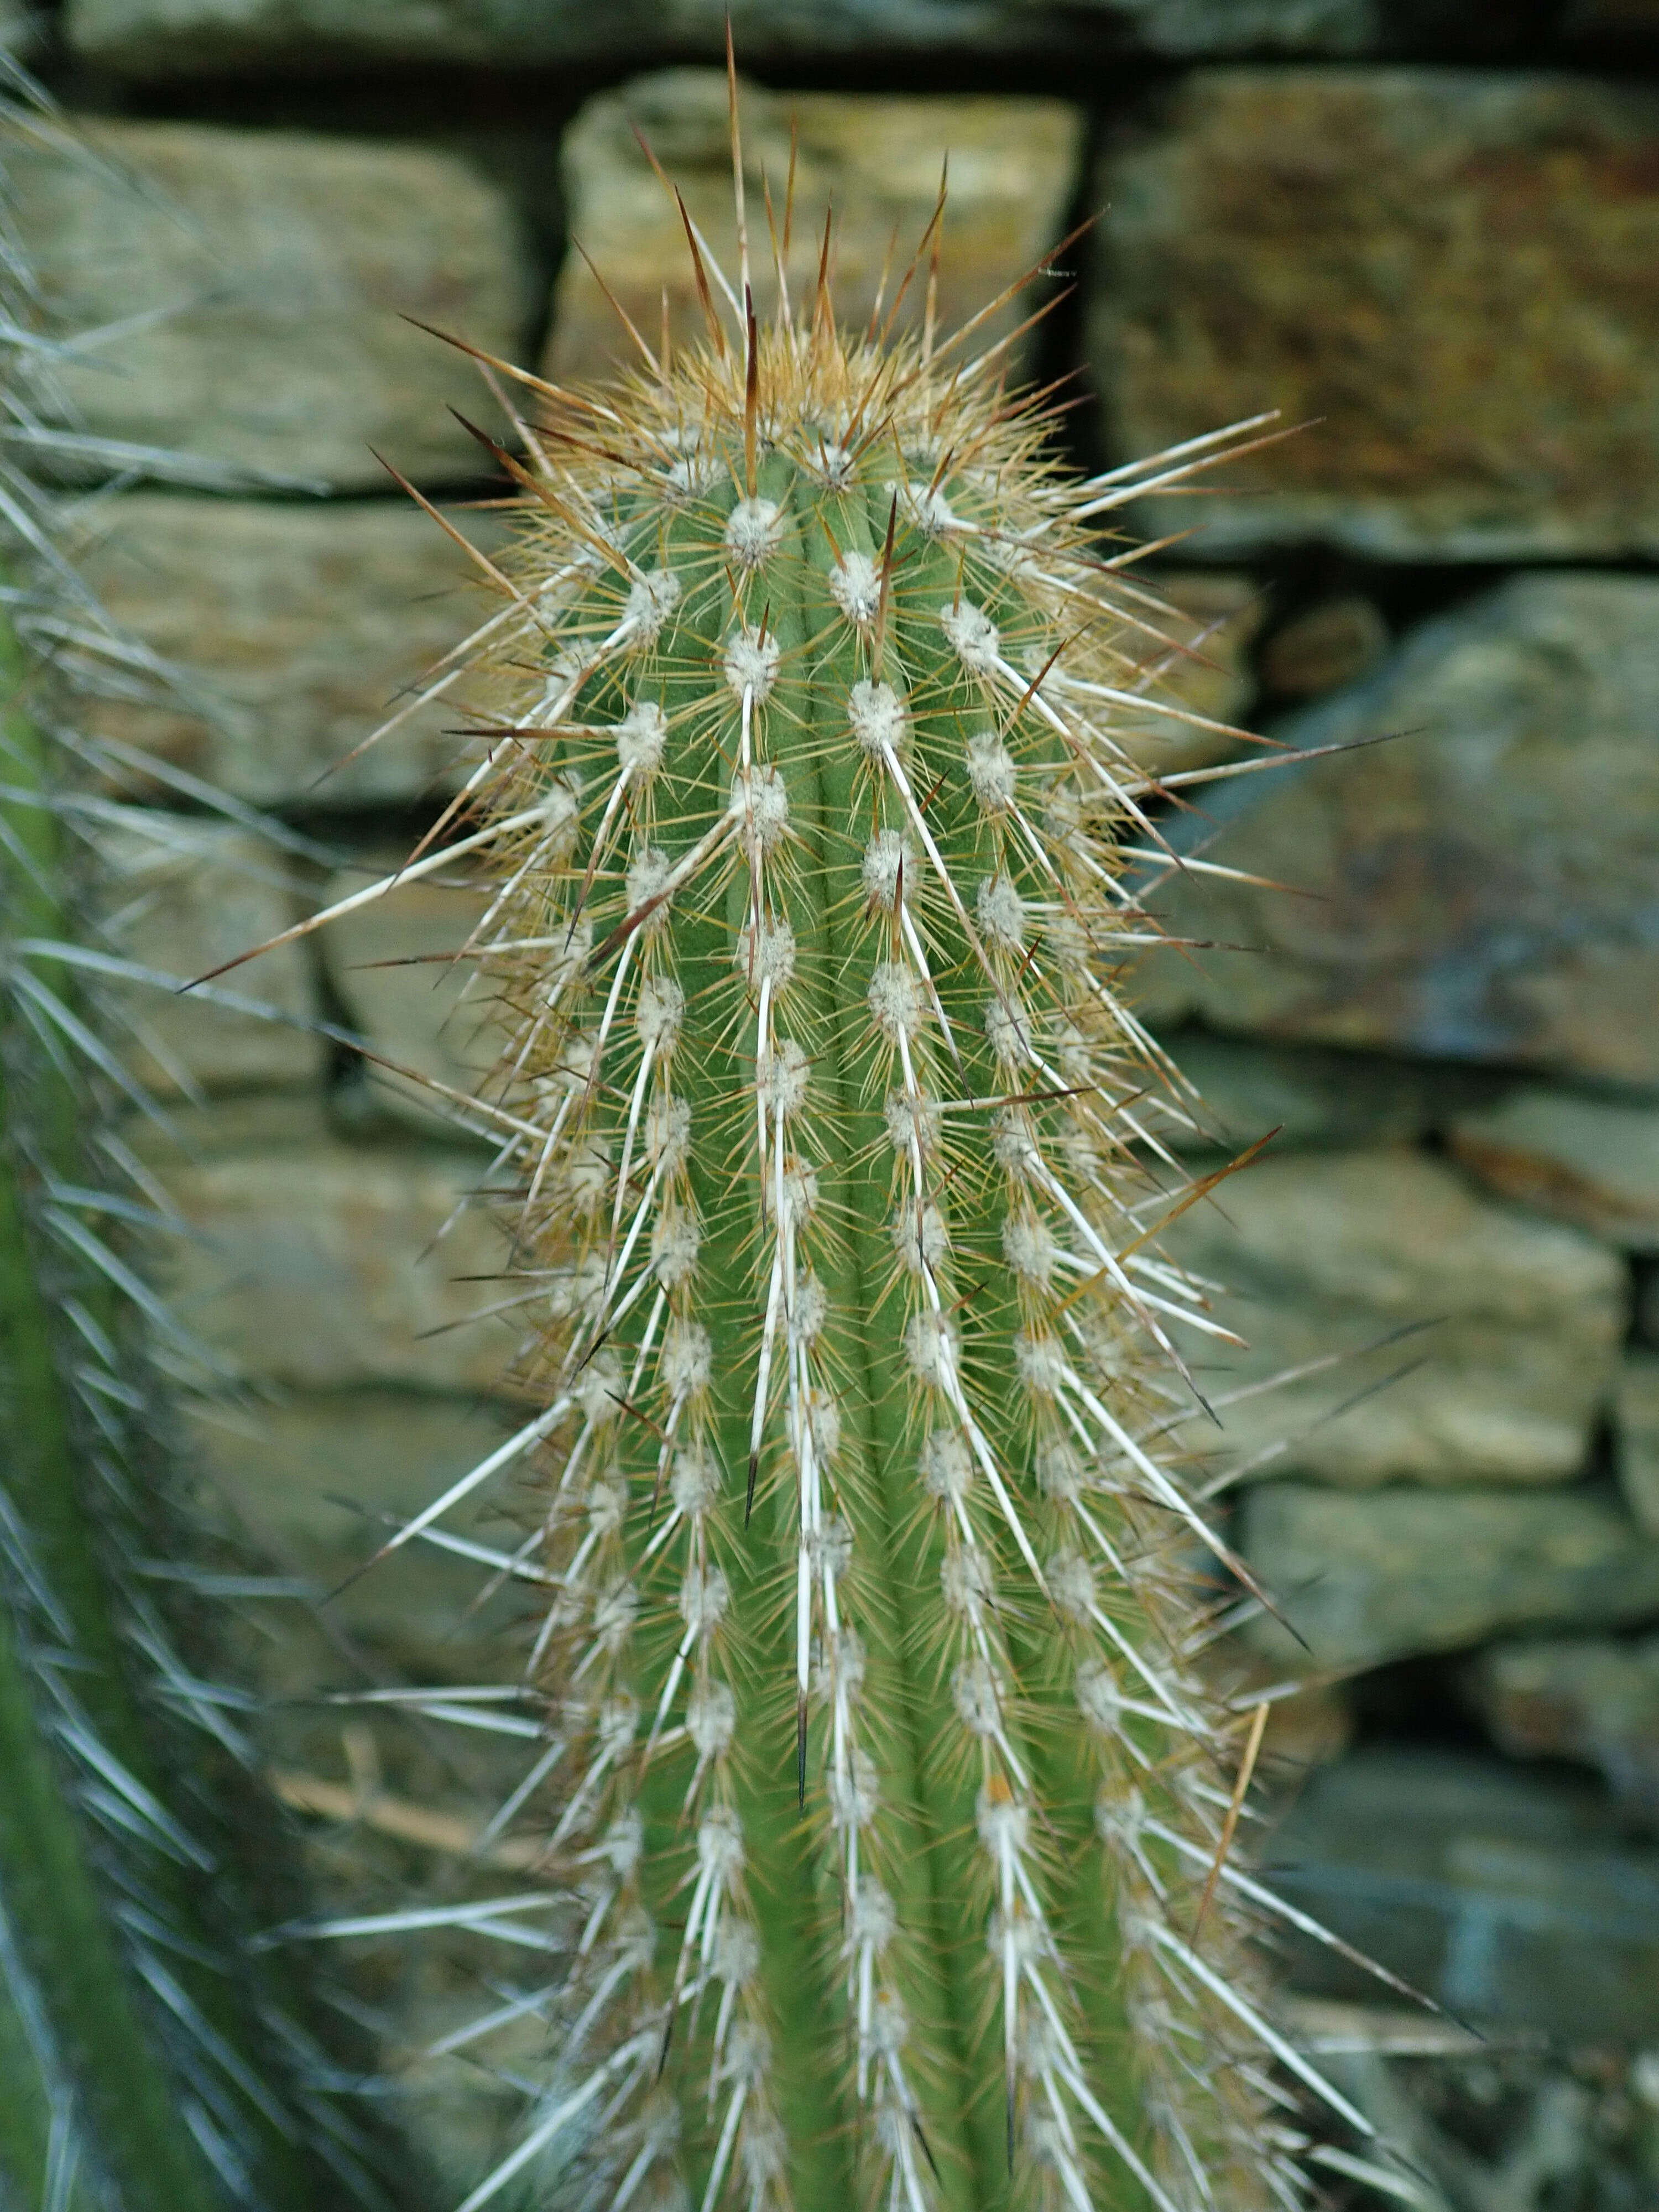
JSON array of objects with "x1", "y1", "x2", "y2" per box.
[{"x1": 23, "y1": 1, "x2": 1659, "y2": 2198}]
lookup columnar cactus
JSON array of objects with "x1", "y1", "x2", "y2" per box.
[
  {"x1": 0, "y1": 69, "x2": 387, "y2": 2212},
  {"x1": 289, "y1": 110, "x2": 1388, "y2": 2212},
  {"x1": 1, "y1": 680, "x2": 230, "y2": 2212}
]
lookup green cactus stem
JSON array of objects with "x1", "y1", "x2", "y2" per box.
[
  {"x1": 1, "y1": 567, "x2": 390, "y2": 2212},
  {"x1": 264, "y1": 137, "x2": 1387, "y2": 2212},
  {"x1": 0, "y1": 64, "x2": 425, "y2": 2212},
  {"x1": 0, "y1": 649, "x2": 234, "y2": 2211}
]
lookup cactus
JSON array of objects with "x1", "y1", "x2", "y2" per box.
[
  {"x1": 0, "y1": 674, "x2": 227, "y2": 2212},
  {"x1": 263, "y1": 91, "x2": 1401, "y2": 2212},
  {"x1": 0, "y1": 63, "x2": 394, "y2": 2212}
]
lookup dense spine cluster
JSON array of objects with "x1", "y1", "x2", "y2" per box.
[{"x1": 294, "y1": 126, "x2": 1392, "y2": 2212}]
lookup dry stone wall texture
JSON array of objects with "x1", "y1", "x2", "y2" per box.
[
  {"x1": 133, "y1": 1100, "x2": 521, "y2": 1396},
  {"x1": 547, "y1": 74, "x2": 1083, "y2": 389},
  {"x1": 83, "y1": 497, "x2": 500, "y2": 804},
  {"x1": 86, "y1": 813, "x2": 324, "y2": 1093},
  {"x1": 28, "y1": 8, "x2": 1659, "y2": 2184},
  {"x1": 1130, "y1": 574, "x2": 1659, "y2": 1082},
  {"x1": 12, "y1": 121, "x2": 535, "y2": 489},
  {"x1": 62, "y1": 0, "x2": 1390, "y2": 76},
  {"x1": 1163, "y1": 1150, "x2": 1625, "y2": 1486},
  {"x1": 1090, "y1": 70, "x2": 1659, "y2": 559}
]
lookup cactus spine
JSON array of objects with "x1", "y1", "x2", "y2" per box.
[{"x1": 294, "y1": 109, "x2": 1377, "y2": 2212}]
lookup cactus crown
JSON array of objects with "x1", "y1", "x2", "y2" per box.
[{"x1": 281, "y1": 90, "x2": 1375, "y2": 2212}]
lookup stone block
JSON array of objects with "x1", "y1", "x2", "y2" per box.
[
  {"x1": 1448, "y1": 1087, "x2": 1659, "y2": 1251},
  {"x1": 1198, "y1": 1651, "x2": 1354, "y2": 1770},
  {"x1": 1257, "y1": 593, "x2": 1387, "y2": 699},
  {"x1": 1129, "y1": 577, "x2": 1659, "y2": 1086},
  {"x1": 1267, "y1": 1747, "x2": 1659, "y2": 2041},
  {"x1": 134, "y1": 1098, "x2": 519, "y2": 1395},
  {"x1": 1241, "y1": 1483, "x2": 1659, "y2": 1673},
  {"x1": 184, "y1": 1385, "x2": 552, "y2": 2200},
  {"x1": 84, "y1": 495, "x2": 494, "y2": 806},
  {"x1": 1162, "y1": 1151, "x2": 1623, "y2": 1486},
  {"x1": 1160, "y1": 1031, "x2": 1514, "y2": 1154},
  {"x1": 186, "y1": 1389, "x2": 525, "y2": 1682},
  {"x1": 1117, "y1": 570, "x2": 1265, "y2": 775},
  {"x1": 1618, "y1": 1353, "x2": 1659, "y2": 1536},
  {"x1": 1082, "y1": 0, "x2": 1378, "y2": 51},
  {"x1": 12, "y1": 121, "x2": 534, "y2": 489},
  {"x1": 1090, "y1": 71, "x2": 1659, "y2": 559},
  {"x1": 86, "y1": 811, "x2": 324, "y2": 1093},
  {"x1": 1259, "y1": 1678, "x2": 1354, "y2": 1770},
  {"x1": 1465, "y1": 1634, "x2": 1659, "y2": 1826},
  {"x1": 66, "y1": 0, "x2": 581, "y2": 69},
  {"x1": 545, "y1": 72, "x2": 1082, "y2": 390},
  {"x1": 64, "y1": 0, "x2": 1383, "y2": 80},
  {"x1": 320, "y1": 858, "x2": 506, "y2": 1131}
]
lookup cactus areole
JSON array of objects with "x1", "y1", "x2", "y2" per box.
[{"x1": 302, "y1": 96, "x2": 1373, "y2": 2212}]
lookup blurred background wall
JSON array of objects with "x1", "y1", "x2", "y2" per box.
[{"x1": 13, "y1": 1, "x2": 1659, "y2": 2200}]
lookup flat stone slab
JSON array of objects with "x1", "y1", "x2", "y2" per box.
[
  {"x1": 1449, "y1": 1087, "x2": 1659, "y2": 1250},
  {"x1": 1465, "y1": 1634, "x2": 1659, "y2": 1827},
  {"x1": 1091, "y1": 69, "x2": 1659, "y2": 560},
  {"x1": 1117, "y1": 570, "x2": 1265, "y2": 776},
  {"x1": 187, "y1": 1388, "x2": 523, "y2": 1678},
  {"x1": 545, "y1": 71, "x2": 1082, "y2": 391},
  {"x1": 1257, "y1": 592, "x2": 1388, "y2": 701},
  {"x1": 186, "y1": 1383, "x2": 544, "y2": 2199},
  {"x1": 84, "y1": 496, "x2": 495, "y2": 806},
  {"x1": 1618, "y1": 1352, "x2": 1659, "y2": 1536},
  {"x1": 12, "y1": 121, "x2": 534, "y2": 489},
  {"x1": 1159, "y1": 1031, "x2": 1515, "y2": 1155},
  {"x1": 86, "y1": 812, "x2": 324, "y2": 1095},
  {"x1": 64, "y1": 0, "x2": 1383, "y2": 77},
  {"x1": 134, "y1": 1098, "x2": 519, "y2": 1395},
  {"x1": 1267, "y1": 1747, "x2": 1659, "y2": 2041},
  {"x1": 320, "y1": 858, "x2": 507, "y2": 1134},
  {"x1": 1131, "y1": 576, "x2": 1659, "y2": 1087},
  {"x1": 1241, "y1": 1483, "x2": 1659, "y2": 1673},
  {"x1": 1162, "y1": 1150, "x2": 1624, "y2": 1486}
]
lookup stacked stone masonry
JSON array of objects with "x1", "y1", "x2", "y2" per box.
[{"x1": 28, "y1": 7, "x2": 1659, "y2": 2198}]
